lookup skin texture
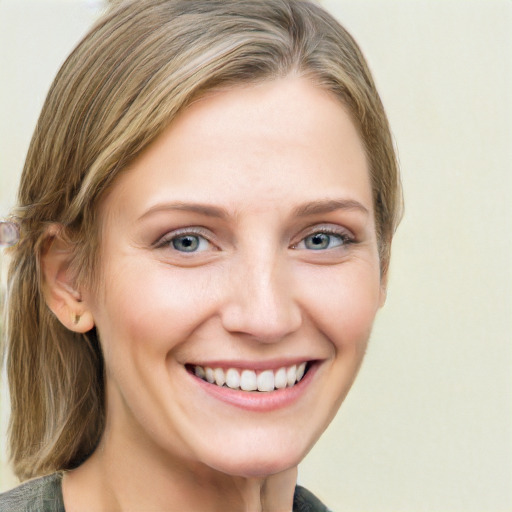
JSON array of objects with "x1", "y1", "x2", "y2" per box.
[{"x1": 44, "y1": 76, "x2": 385, "y2": 511}]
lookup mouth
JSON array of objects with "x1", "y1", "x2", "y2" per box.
[{"x1": 186, "y1": 362, "x2": 311, "y2": 392}]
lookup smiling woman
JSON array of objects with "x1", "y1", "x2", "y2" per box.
[{"x1": 0, "y1": 1, "x2": 401, "y2": 511}]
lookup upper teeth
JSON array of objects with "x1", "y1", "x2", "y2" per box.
[{"x1": 194, "y1": 363, "x2": 307, "y2": 392}]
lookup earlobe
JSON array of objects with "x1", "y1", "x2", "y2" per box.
[
  {"x1": 41, "y1": 225, "x2": 95, "y2": 333},
  {"x1": 69, "y1": 310, "x2": 95, "y2": 333}
]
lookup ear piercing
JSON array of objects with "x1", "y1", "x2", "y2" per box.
[{"x1": 73, "y1": 313, "x2": 81, "y2": 325}]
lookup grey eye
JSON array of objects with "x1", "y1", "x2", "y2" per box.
[
  {"x1": 302, "y1": 233, "x2": 344, "y2": 250},
  {"x1": 172, "y1": 235, "x2": 201, "y2": 252}
]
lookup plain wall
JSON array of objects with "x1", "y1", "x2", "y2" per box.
[{"x1": 1, "y1": 1, "x2": 511, "y2": 510}]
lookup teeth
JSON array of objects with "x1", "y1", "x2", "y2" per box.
[
  {"x1": 286, "y1": 365, "x2": 296, "y2": 387},
  {"x1": 193, "y1": 363, "x2": 309, "y2": 392},
  {"x1": 296, "y1": 362, "x2": 306, "y2": 382},
  {"x1": 205, "y1": 367, "x2": 215, "y2": 384},
  {"x1": 226, "y1": 368, "x2": 240, "y2": 389},
  {"x1": 257, "y1": 370, "x2": 274, "y2": 392},
  {"x1": 274, "y1": 367, "x2": 287, "y2": 389},
  {"x1": 214, "y1": 368, "x2": 225, "y2": 386},
  {"x1": 240, "y1": 370, "x2": 257, "y2": 391},
  {"x1": 194, "y1": 366, "x2": 206, "y2": 379}
]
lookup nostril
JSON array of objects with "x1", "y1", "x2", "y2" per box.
[{"x1": 220, "y1": 297, "x2": 302, "y2": 343}]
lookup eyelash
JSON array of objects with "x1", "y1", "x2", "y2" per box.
[
  {"x1": 153, "y1": 225, "x2": 355, "y2": 253},
  {"x1": 292, "y1": 226, "x2": 355, "y2": 251},
  {"x1": 153, "y1": 227, "x2": 214, "y2": 252}
]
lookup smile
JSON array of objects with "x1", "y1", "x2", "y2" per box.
[{"x1": 191, "y1": 363, "x2": 308, "y2": 392}]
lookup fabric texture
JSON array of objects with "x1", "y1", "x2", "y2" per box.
[
  {"x1": 293, "y1": 485, "x2": 331, "y2": 512},
  {"x1": 0, "y1": 473, "x2": 64, "y2": 512},
  {"x1": 0, "y1": 473, "x2": 330, "y2": 511}
]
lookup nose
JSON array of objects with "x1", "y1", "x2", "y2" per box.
[{"x1": 219, "y1": 249, "x2": 302, "y2": 343}]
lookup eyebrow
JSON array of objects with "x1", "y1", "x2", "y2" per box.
[
  {"x1": 138, "y1": 202, "x2": 228, "y2": 222},
  {"x1": 292, "y1": 199, "x2": 369, "y2": 217},
  {"x1": 138, "y1": 198, "x2": 369, "y2": 222}
]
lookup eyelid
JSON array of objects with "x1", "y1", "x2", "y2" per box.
[
  {"x1": 153, "y1": 226, "x2": 215, "y2": 250},
  {"x1": 291, "y1": 224, "x2": 355, "y2": 248},
  {"x1": 151, "y1": 223, "x2": 355, "y2": 251}
]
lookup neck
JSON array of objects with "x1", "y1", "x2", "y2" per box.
[{"x1": 62, "y1": 424, "x2": 297, "y2": 512}]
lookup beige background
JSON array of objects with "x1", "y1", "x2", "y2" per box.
[{"x1": 1, "y1": 1, "x2": 511, "y2": 510}]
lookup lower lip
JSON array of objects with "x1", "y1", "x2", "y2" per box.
[{"x1": 188, "y1": 364, "x2": 318, "y2": 412}]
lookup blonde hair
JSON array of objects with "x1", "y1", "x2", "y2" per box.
[{"x1": 3, "y1": 0, "x2": 402, "y2": 480}]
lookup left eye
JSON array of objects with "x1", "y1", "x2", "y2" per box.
[
  {"x1": 296, "y1": 232, "x2": 347, "y2": 251},
  {"x1": 169, "y1": 234, "x2": 211, "y2": 252}
]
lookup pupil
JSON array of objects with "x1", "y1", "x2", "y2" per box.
[
  {"x1": 306, "y1": 233, "x2": 329, "y2": 250},
  {"x1": 173, "y1": 235, "x2": 199, "y2": 251}
]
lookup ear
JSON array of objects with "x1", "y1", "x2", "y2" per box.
[{"x1": 41, "y1": 225, "x2": 95, "y2": 333}]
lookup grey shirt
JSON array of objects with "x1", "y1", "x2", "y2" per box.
[{"x1": 0, "y1": 473, "x2": 330, "y2": 511}]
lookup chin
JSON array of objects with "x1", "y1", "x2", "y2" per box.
[
  {"x1": 211, "y1": 455, "x2": 301, "y2": 480},
  {"x1": 199, "y1": 435, "x2": 312, "y2": 479}
]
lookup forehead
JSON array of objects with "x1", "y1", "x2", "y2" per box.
[{"x1": 100, "y1": 76, "x2": 372, "y2": 222}]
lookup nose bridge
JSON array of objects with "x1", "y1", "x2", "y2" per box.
[{"x1": 221, "y1": 243, "x2": 302, "y2": 342}]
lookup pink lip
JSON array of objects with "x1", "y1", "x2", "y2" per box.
[
  {"x1": 187, "y1": 362, "x2": 318, "y2": 412},
  {"x1": 185, "y1": 358, "x2": 313, "y2": 372}
]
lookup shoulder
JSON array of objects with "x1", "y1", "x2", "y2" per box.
[
  {"x1": 293, "y1": 485, "x2": 331, "y2": 512},
  {"x1": 0, "y1": 473, "x2": 64, "y2": 512}
]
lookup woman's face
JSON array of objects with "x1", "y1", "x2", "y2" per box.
[{"x1": 85, "y1": 76, "x2": 384, "y2": 477}]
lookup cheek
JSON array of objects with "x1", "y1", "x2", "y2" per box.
[
  {"x1": 299, "y1": 263, "x2": 382, "y2": 351},
  {"x1": 92, "y1": 261, "x2": 217, "y2": 359}
]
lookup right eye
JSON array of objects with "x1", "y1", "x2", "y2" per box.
[
  {"x1": 154, "y1": 228, "x2": 214, "y2": 254},
  {"x1": 171, "y1": 234, "x2": 209, "y2": 252}
]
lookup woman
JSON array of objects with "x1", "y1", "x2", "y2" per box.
[{"x1": 0, "y1": 0, "x2": 402, "y2": 510}]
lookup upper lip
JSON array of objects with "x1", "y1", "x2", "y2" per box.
[{"x1": 186, "y1": 358, "x2": 318, "y2": 371}]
